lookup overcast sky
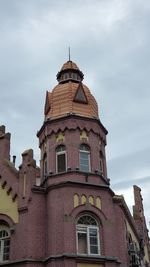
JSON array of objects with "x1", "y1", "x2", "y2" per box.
[{"x1": 0, "y1": 0, "x2": 150, "y2": 227}]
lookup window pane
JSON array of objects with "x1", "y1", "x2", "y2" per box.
[
  {"x1": 90, "y1": 245, "x2": 98, "y2": 254},
  {"x1": 90, "y1": 236, "x2": 98, "y2": 245},
  {"x1": 99, "y1": 160, "x2": 103, "y2": 173},
  {"x1": 57, "y1": 154, "x2": 66, "y2": 172},
  {"x1": 80, "y1": 152, "x2": 89, "y2": 172},
  {"x1": 78, "y1": 232, "x2": 87, "y2": 254},
  {"x1": 3, "y1": 239, "x2": 10, "y2": 261},
  {"x1": 89, "y1": 228, "x2": 99, "y2": 254},
  {"x1": 80, "y1": 153, "x2": 89, "y2": 160},
  {"x1": 78, "y1": 215, "x2": 97, "y2": 226},
  {"x1": 80, "y1": 158, "x2": 89, "y2": 165}
]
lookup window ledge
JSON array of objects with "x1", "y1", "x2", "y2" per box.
[{"x1": 76, "y1": 254, "x2": 120, "y2": 263}]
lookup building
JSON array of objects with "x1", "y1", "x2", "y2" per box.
[{"x1": 0, "y1": 59, "x2": 150, "y2": 267}]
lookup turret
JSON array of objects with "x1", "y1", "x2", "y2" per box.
[{"x1": 37, "y1": 60, "x2": 108, "y2": 185}]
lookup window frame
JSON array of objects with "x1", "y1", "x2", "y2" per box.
[
  {"x1": 76, "y1": 215, "x2": 100, "y2": 256},
  {"x1": 0, "y1": 226, "x2": 10, "y2": 262},
  {"x1": 99, "y1": 151, "x2": 104, "y2": 175},
  {"x1": 56, "y1": 145, "x2": 67, "y2": 173},
  {"x1": 79, "y1": 144, "x2": 91, "y2": 172}
]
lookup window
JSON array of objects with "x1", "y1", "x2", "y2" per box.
[
  {"x1": 56, "y1": 145, "x2": 66, "y2": 173},
  {"x1": 76, "y1": 215, "x2": 100, "y2": 255},
  {"x1": 43, "y1": 153, "x2": 47, "y2": 176},
  {"x1": 127, "y1": 233, "x2": 140, "y2": 267},
  {"x1": 99, "y1": 151, "x2": 104, "y2": 175},
  {"x1": 0, "y1": 226, "x2": 10, "y2": 262},
  {"x1": 79, "y1": 144, "x2": 90, "y2": 172}
]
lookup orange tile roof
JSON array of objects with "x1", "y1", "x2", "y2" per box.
[{"x1": 45, "y1": 81, "x2": 99, "y2": 120}]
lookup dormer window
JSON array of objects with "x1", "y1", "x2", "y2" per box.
[
  {"x1": 73, "y1": 73, "x2": 76, "y2": 79},
  {"x1": 64, "y1": 73, "x2": 68, "y2": 79}
]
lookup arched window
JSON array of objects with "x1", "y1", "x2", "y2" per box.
[
  {"x1": 43, "y1": 153, "x2": 47, "y2": 176},
  {"x1": 99, "y1": 151, "x2": 104, "y2": 175},
  {"x1": 0, "y1": 225, "x2": 10, "y2": 262},
  {"x1": 56, "y1": 145, "x2": 66, "y2": 173},
  {"x1": 79, "y1": 144, "x2": 90, "y2": 172},
  {"x1": 76, "y1": 214, "x2": 100, "y2": 255}
]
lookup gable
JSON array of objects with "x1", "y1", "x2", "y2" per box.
[{"x1": 74, "y1": 83, "x2": 88, "y2": 104}]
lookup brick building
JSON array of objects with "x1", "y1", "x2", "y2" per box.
[{"x1": 0, "y1": 60, "x2": 150, "y2": 267}]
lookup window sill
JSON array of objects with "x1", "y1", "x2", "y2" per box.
[
  {"x1": 77, "y1": 253, "x2": 100, "y2": 257},
  {"x1": 76, "y1": 254, "x2": 119, "y2": 263}
]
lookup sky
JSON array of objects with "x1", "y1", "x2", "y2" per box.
[{"x1": 0, "y1": 0, "x2": 150, "y2": 227}]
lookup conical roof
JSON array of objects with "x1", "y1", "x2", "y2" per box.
[{"x1": 45, "y1": 61, "x2": 99, "y2": 120}]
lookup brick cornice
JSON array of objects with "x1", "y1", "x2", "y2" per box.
[{"x1": 37, "y1": 114, "x2": 108, "y2": 137}]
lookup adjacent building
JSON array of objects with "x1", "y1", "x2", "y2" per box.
[{"x1": 0, "y1": 60, "x2": 150, "y2": 267}]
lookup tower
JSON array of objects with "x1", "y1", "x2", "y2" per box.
[
  {"x1": 37, "y1": 60, "x2": 114, "y2": 266},
  {"x1": 36, "y1": 60, "x2": 125, "y2": 267}
]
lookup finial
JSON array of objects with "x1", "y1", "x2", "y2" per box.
[{"x1": 68, "y1": 46, "x2": 71, "y2": 61}]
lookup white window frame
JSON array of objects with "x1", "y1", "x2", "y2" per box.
[
  {"x1": 56, "y1": 146, "x2": 67, "y2": 173},
  {"x1": 79, "y1": 145, "x2": 91, "y2": 172},
  {"x1": 76, "y1": 216, "x2": 100, "y2": 256},
  {"x1": 0, "y1": 226, "x2": 10, "y2": 262}
]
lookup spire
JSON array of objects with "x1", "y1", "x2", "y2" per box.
[{"x1": 68, "y1": 46, "x2": 71, "y2": 61}]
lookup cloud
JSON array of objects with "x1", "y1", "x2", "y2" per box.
[{"x1": 0, "y1": 0, "x2": 150, "y2": 227}]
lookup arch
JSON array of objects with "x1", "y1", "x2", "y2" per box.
[
  {"x1": 77, "y1": 214, "x2": 98, "y2": 226},
  {"x1": 70, "y1": 203, "x2": 107, "y2": 225},
  {"x1": 0, "y1": 214, "x2": 14, "y2": 228},
  {"x1": 56, "y1": 144, "x2": 66, "y2": 152},
  {"x1": 79, "y1": 144, "x2": 90, "y2": 151}
]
